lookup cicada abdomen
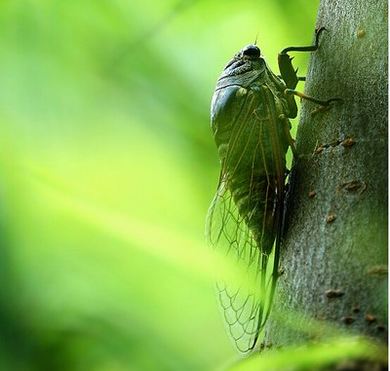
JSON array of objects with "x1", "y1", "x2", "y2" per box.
[{"x1": 207, "y1": 44, "x2": 294, "y2": 353}]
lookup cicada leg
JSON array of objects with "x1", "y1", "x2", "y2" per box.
[
  {"x1": 279, "y1": 114, "x2": 297, "y2": 157},
  {"x1": 278, "y1": 27, "x2": 326, "y2": 90},
  {"x1": 280, "y1": 27, "x2": 343, "y2": 112},
  {"x1": 284, "y1": 89, "x2": 342, "y2": 107},
  {"x1": 277, "y1": 75, "x2": 306, "y2": 82}
]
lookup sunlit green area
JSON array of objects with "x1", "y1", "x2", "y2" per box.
[
  {"x1": 6, "y1": 1, "x2": 381, "y2": 370},
  {"x1": 228, "y1": 337, "x2": 386, "y2": 371}
]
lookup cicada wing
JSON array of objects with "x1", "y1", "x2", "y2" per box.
[
  {"x1": 206, "y1": 177, "x2": 277, "y2": 353},
  {"x1": 208, "y1": 81, "x2": 287, "y2": 353}
]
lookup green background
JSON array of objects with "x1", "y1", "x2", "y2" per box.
[{"x1": 0, "y1": 1, "x2": 321, "y2": 370}]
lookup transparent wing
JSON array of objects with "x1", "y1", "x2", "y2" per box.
[
  {"x1": 208, "y1": 83, "x2": 286, "y2": 353},
  {"x1": 206, "y1": 175, "x2": 278, "y2": 353}
]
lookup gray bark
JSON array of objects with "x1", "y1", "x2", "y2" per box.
[{"x1": 264, "y1": 0, "x2": 388, "y2": 348}]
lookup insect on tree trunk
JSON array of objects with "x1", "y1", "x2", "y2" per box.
[{"x1": 263, "y1": 0, "x2": 388, "y2": 358}]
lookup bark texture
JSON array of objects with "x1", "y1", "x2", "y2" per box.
[{"x1": 264, "y1": 0, "x2": 388, "y2": 348}]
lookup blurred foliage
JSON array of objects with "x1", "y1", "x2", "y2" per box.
[
  {"x1": 1, "y1": 1, "x2": 381, "y2": 371},
  {"x1": 227, "y1": 337, "x2": 387, "y2": 371}
]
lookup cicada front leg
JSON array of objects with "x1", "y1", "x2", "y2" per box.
[
  {"x1": 279, "y1": 27, "x2": 342, "y2": 112},
  {"x1": 278, "y1": 27, "x2": 326, "y2": 90}
]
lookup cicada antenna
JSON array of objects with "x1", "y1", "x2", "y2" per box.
[{"x1": 254, "y1": 33, "x2": 259, "y2": 45}]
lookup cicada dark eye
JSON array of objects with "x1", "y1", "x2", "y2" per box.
[{"x1": 242, "y1": 45, "x2": 260, "y2": 58}]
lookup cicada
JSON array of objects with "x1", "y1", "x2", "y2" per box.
[{"x1": 206, "y1": 28, "x2": 337, "y2": 353}]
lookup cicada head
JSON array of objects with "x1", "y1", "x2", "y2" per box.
[
  {"x1": 238, "y1": 44, "x2": 262, "y2": 60},
  {"x1": 216, "y1": 44, "x2": 267, "y2": 89},
  {"x1": 223, "y1": 44, "x2": 265, "y2": 75}
]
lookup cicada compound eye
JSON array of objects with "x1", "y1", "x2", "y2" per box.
[{"x1": 242, "y1": 44, "x2": 261, "y2": 58}]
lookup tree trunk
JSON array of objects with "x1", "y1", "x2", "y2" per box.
[{"x1": 264, "y1": 0, "x2": 388, "y2": 350}]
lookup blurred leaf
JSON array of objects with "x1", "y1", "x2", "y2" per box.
[
  {"x1": 0, "y1": 1, "x2": 335, "y2": 370},
  {"x1": 227, "y1": 337, "x2": 386, "y2": 371}
]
